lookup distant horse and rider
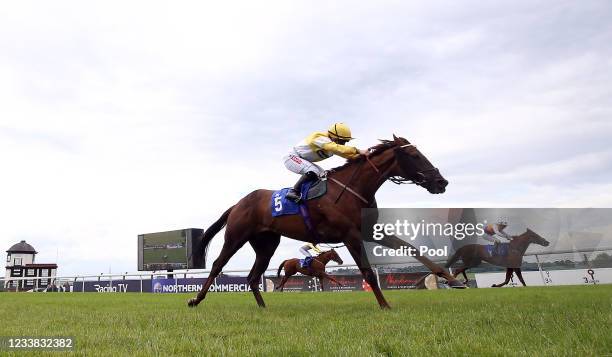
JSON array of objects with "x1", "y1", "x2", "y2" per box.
[
  {"x1": 446, "y1": 228, "x2": 550, "y2": 287},
  {"x1": 276, "y1": 249, "x2": 344, "y2": 292},
  {"x1": 188, "y1": 125, "x2": 465, "y2": 310}
]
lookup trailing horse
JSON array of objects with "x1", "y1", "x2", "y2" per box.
[
  {"x1": 445, "y1": 228, "x2": 550, "y2": 287},
  {"x1": 276, "y1": 249, "x2": 344, "y2": 292},
  {"x1": 188, "y1": 135, "x2": 463, "y2": 309}
]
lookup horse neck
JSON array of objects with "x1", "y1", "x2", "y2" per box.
[
  {"x1": 331, "y1": 151, "x2": 394, "y2": 204},
  {"x1": 511, "y1": 235, "x2": 530, "y2": 254},
  {"x1": 317, "y1": 252, "x2": 333, "y2": 265}
]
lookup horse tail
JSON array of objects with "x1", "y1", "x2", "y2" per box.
[
  {"x1": 200, "y1": 205, "x2": 234, "y2": 257},
  {"x1": 277, "y1": 260, "x2": 287, "y2": 278},
  {"x1": 445, "y1": 249, "x2": 461, "y2": 268}
]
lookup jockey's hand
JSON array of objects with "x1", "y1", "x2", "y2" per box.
[{"x1": 358, "y1": 149, "x2": 369, "y2": 156}]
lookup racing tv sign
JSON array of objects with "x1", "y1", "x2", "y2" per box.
[{"x1": 151, "y1": 276, "x2": 263, "y2": 293}]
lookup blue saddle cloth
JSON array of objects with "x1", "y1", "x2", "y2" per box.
[
  {"x1": 271, "y1": 181, "x2": 313, "y2": 217},
  {"x1": 299, "y1": 256, "x2": 314, "y2": 268},
  {"x1": 486, "y1": 243, "x2": 509, "y2": 257}
]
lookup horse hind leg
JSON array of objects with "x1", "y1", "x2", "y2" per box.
[
  {"x1": 514, "y1": 268, "x2": 527, "y2": 286},
  {"x1": 452, "y1": 267, "x2": 469, "y2": 284},
  {"x1": 276, "y1": 263, "x2": 297, "y2": 292},
  {"x1": 247, "y1": 232, "x2": 281, "y2": 307},
  {"x1": 188, "y1": 230, "x2": 249, "y2": 307},
  {"x1": 492, "y1": 268, "x2": 513, "y2": 288},
  {"x1": 277, "y1": 275, "x2": 290, "y2": 292}
]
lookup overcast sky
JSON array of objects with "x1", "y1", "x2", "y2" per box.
[{"x1": 1, "y1": 1, "x2": 611, "y2": 276}]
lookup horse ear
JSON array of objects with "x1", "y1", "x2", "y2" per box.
[{"x1": 392, "y1": 134, "x2": 400, "y2": 143}]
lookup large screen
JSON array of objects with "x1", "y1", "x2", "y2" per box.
[{"x1": 137, "y1": 228, "x2": 205, "y2": 271}]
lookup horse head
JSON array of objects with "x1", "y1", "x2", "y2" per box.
[
  {"x1": 377, "y1": 135, "x2": 448, "y2": 194},
  {"x1": 329, "y1": 249, "x2": 343, "y2": 265},
  {"x1": 524, "y1": 228, "x2": 550, "y2": 247}
]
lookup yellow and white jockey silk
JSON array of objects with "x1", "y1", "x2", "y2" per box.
[
  {"x1": 293, "y1": 132, "x2": 359, "y2": 162},
  {"x1": 302, "y1": 242, "x2": 323, "y2": 254},
  {"x1": 483, "y1": 223, "x2": 513, "y2": 243}
]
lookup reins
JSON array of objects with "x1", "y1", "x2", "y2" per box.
[
  {"x1": 330, "y1": 149, "x2": 388, "y2": 205},
  {"x1": 333, "y1": 160, "x2": 367, "y2": 204}
]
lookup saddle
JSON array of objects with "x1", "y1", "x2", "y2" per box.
[
  {"x1": 303, "y1": 178, "x2": 327, "y2": 201},
  {"x1": 300, "y1": 256, "x2": 314, "y2": 268}
]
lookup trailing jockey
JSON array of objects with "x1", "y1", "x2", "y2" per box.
[
  {"x1": 483, "y1": 220, "x2": 514, "y2": 255},
  {"x1": 283, "y1": 123, "x2": 367, "y2": 203},
  {"x1": 299, "y1": 242, "x2": 323, "y2": 268}
]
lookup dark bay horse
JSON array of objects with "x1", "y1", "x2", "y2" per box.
[
  {"x1": 276, "y1": 249, "x2": 344, "y2": 292},
  {"x1": 445, "y1": 229, "x2": 550, "y2": 287},
  {"x1": 188, "y1": 135, "x2": 463, "y2": 309}
]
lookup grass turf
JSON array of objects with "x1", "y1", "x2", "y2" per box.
[{"x1": 0, "y1": 285, "x2": 610, "y2": 356}]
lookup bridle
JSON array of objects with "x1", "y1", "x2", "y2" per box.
[
  {"x1": 369, "y1": 143, "x2": 440, "y2": 186},
  {"x1": 330, "y1": 142, "x2": 440, "y2": 205}
]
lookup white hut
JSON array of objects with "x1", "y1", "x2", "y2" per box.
[{"x1": 5, "y1": 240, "x2": 57, "y2": 291}]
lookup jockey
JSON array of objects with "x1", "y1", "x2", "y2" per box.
[
  {"x1": 483, "y1": 220, "x2": 513, "y2": 244},
  {"x1": 299, "y1": 242, "x2": 323, "y2": 258},
  {"x1": 299, "y1": 242, "x2": 323, "y2": 268},
  {"x1": 283, "y1": 123, "x2": 367, "y2": 202}
]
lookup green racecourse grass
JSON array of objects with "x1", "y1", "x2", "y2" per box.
[{"x1": 1, "y1": 286, "x2": 611, "y2": 356}]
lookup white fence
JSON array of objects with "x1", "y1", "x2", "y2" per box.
[{"x1": 2, "y1": 247, "x2": 611, "y2": 292}]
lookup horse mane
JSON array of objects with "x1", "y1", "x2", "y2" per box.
[{"x1": 331, "y1": 140, "x2": 397, "y2": 172}]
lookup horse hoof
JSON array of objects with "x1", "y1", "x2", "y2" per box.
[
  {"x1": 447, "y1": 279, "x2": 466, "y2": 289},
  {"x1": 187, "y1": 298, "x2": 199, "y2": 308}
]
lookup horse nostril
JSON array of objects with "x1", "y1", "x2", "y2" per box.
[{"x1": 437, "y1": 179, "x2": 448, "y2": 188}]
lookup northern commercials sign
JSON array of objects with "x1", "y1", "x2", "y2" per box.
[{"x1": 151, "y1": 276, "x2": 263, "y2": 293}]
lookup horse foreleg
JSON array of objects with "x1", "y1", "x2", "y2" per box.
[
  {"x1": 492, "y1": 268, "x2": 513, "y2": 288},
  {"x1": 319, "y1": 277, "x2": 325, "y2": 292},
  {"x1": 461, "y1": 270, "x2": 469, "y2": 285},
  {"x1": 378, "y1": 234, "x2": 464, "y2": 288},
  {"x1": 321, "y1": 273, "x2": 343, "y2": 287},
  {"x1": 515, "y1": 268, "x2": 527, "y2": 286},
  {"x1": 345, "y1": 233, "x2": 390, "y2": 309},
  {"x1": 247, "y1": 233, "x2": 281, "y2": 307}
]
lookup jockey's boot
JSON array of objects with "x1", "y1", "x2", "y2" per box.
[{"x1": 286, "y1": 171, "x2": 318, "y2": 203}]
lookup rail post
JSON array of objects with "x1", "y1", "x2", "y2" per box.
[{"x1": 535, "y1": 254, "x2": 546, "y2": 286}]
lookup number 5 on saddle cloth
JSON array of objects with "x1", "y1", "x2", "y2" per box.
[
  {"x1": 271, "y1": 179, "x2": 327, "y2": 217},
  {"x1": 270, "y1": 178, "x2": 328, "y2": 238},
  {"x1": 486, "y1": 243, "x2": 509, "y2": 257}
]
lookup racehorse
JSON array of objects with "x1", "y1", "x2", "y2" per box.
[
  {"x1": 188, "y1": 135, "x2": 463, "y2": 310},
  {"x1": 275, "y1": 249, "x2": 344, "y2": 292},
  {"x1": 445, "y1": 228, "x2": 550, "y2": 287}
]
